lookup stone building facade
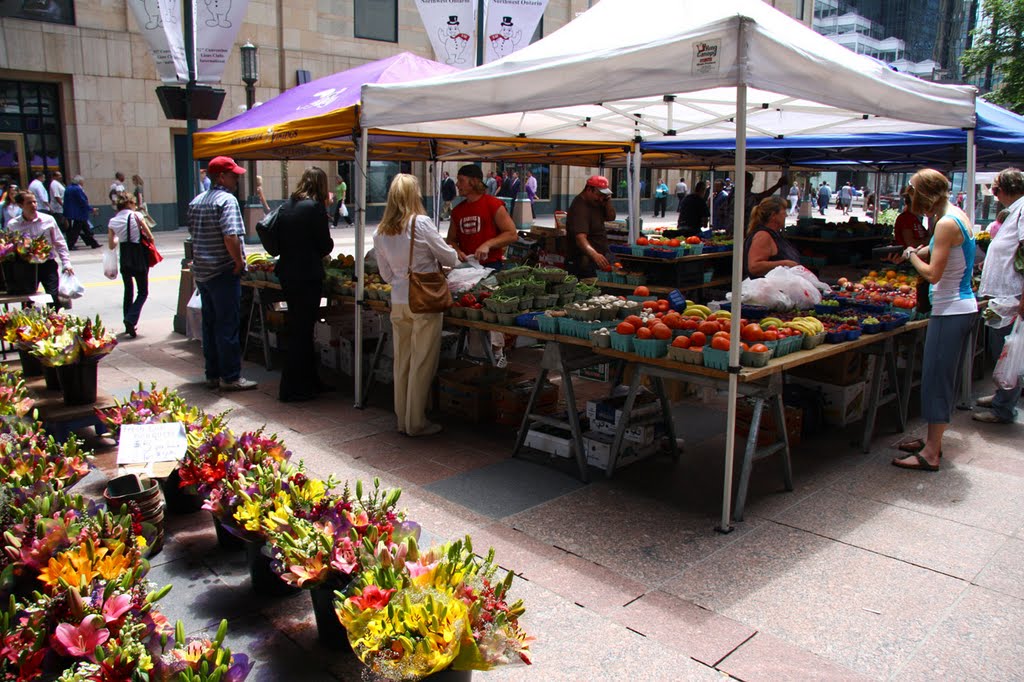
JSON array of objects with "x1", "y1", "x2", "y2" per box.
[{"x1": 0, "y1": 0, "x2": 810, "y2": 228}]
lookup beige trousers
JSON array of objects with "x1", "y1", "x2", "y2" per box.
[{"x1": 390, "y1": 303, "x2": 443, "y2": 435}]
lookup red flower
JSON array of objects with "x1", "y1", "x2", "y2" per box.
[{"x1": 349, "y1": 585, "x2": 395, "y2": 611}]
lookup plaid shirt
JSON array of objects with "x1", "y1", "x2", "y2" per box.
[{"x1": 188, "y1": 185, "x2": 245, "y2": 282}]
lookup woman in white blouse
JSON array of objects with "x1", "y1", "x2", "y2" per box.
[
  {"x1": 107, "y1": 192, "x2": 154, "y2": 338},
  {"x1": 374, "y1": 174, "x2": 458, "y2": 437}
]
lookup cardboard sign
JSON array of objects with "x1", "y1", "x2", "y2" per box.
[{"x1": 117, "y1": 423, "x2": 188, "y2": 467}]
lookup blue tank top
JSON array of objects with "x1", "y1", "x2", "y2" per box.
[{"x1": 929, "y1": 213, "x2": 977, "y2": 316}]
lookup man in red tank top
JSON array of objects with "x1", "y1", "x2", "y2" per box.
[{"x1": 447, "y1": 164, "x2": 517, "y2": 266}]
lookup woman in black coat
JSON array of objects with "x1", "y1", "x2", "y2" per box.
[{"x1": 274, "y1": 166, "x2": 334, "y2": 402}]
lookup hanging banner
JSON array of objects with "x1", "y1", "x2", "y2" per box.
[
  {"x1": 127, "y1": 0, "x2": 187, "y2": 82},
  {"x1": 160, "y1": 0, "x2": 190, "y2": 82},
  {"x1": 415, "y1": 0, "x2": 475, "y2": 69},
  {"x1": 194, "y1": 0, "x2": 251, "y2": 82},
  {"x1": 483, "y1": 0, "x2": 547, "y2": 64}
]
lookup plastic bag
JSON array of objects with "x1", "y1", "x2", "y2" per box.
[
  {"x1": 733, "y1": 277, "x2": 792, "y2": 310},
  {"x1": 102, "y1": 247, "x2": 118, "y2": 280},
  {"x1": 765, "y1": 266, "x2": 823, "y2": 308},
  {"x1": 994, "y1": 317, "x2": 1024, "y2": 390},
  {"x1": 58, "y1": 271, "x2": 85, "y2": 300},
  {"x1": 784, "y1": 265, "x2": 831, "y2": 294},
  {"x1": 185, "y1": 289, "x2": 203, "y2": 341},
  {"x1": 984, "y1": 297, "x2": 1019, "y2": 330},
  {"x1": 446, "y1": 264, "x2": 495, "y2": 295}
]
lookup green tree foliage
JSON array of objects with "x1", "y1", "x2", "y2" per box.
[{"x1": 961, "y1": 0, "x2": 1024, "y2": 114}]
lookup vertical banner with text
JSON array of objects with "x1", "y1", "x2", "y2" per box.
[
  {"x1": 158, "y1": 0, "x2": 189, "y2": 81},
  {"x1": 483, "y1": 0, "x2": 547, "y2": 64},
  {"x1": 127, "y1": 0, "x2": 185, "y2": 81},
  {"x1": 194, "y1": 0, "x2": 250, "y2": 82},
  {"x1": 415, "y1": 0, "x2": 476, "y2": 69}
]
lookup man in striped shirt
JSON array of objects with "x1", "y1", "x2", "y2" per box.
[{"x1": 187, "y1": 156, "x2": 257, "y2": 391}]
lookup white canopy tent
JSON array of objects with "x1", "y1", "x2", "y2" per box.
[{"x1": 356, "y1": 0, "x2": 976, "y2": 529}]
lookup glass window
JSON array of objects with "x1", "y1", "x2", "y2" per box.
[
  {"x1": 0, "y1": 0, "x2": 74, "y2": 25},
  {"x1": 367, "y1": 161, "x2": 400, "y2": 203},
  {"x1": 610, "y1": 167, "x2": 651, "y2": 198},
  {"x1": 354, "y1": 0, "x2": 397, "y2": 42}
]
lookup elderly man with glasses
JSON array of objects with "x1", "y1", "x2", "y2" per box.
[{"x1": 975, "y1": 168, "x2": 1024, "y2": 423}]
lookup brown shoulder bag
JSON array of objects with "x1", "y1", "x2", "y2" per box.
[{"x1": 406, "y1": 216, "x2": 452, "y2": 314}]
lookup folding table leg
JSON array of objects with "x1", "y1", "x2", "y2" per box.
[
  {"x1": 512, "y1": 367, "x2": 549, "y2": 458},
  {"x1": 557, "y1": 347, "x2": 590, "y2": 482},
  {"x1": 772, "y1": 393, "x2": 794, "y2": 492},
  {"x1": 861, "y1": 344, "x2": 887, "y2": 453},
  {"x1": 650, "y1": 373, "x2": 680, "y2": 462},
  {"x1": 361, "y1": 319, "x2": 387, "y2": 405},
  {"x1": 886, "y1": 343, "x2": 905, "y2": 432},
  {"x1": 607, "y1": 368, "x2": 643, "y2": 478},
  {"x1": 733, "y1": 396, "x2": 765, "y2": 522}
]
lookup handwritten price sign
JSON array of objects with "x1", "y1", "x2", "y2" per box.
[{"x1": 117, "y1": 423, "x2": 188, "y2": 466}]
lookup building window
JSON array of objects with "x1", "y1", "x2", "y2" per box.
[
  {"x1": 0, "y1": 0, "x2": 74, "y2": 25},
  {"x1": 611, "y1": 168, "x2": 652, "y2": 198},
  {"x1": 497, "y1": 162, "x2": 549, "y2": 200},
  {"x1": 367, "y1": 161, "x2": 400, "y2": 203},
  {"x1": 355, "y1": 0, "x2": 397, "y2": 42},
  {"x1": 0, "y1": 81, "x2": 65, "y2": 185}
]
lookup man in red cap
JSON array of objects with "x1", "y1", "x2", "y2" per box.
[
  {"x1": 187, "y1": 155, "x2": 257, "y2": 391},
  {"x1": 566, "y1": 175, "x2": 616, "y2": 278}
]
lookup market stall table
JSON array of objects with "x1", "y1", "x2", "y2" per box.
[{"x1": 23, "y1": 374, "x2": 117, "y2": 441}]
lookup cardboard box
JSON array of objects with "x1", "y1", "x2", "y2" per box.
[
  {"x1": 585, "y1": 393, "x2": 661, "y2": 426},
  {"x1": 437, "y1": 365, "x2": 523, "y2": 422},
  {"x1": 583, "y1": 431, "x2": 650, "y2": 470},
  {"x1": 575, "y1": 362, "x2": 612, "y2": 383},
  {"x1": 590, "y1": 417, "x2": 658, "y2": 445},
  {"x1": 787, "y1": 377, "x2": 865, "y2": 427},
  {"x1": 322, "y1": 310, "x2": 383, "y2": 340},
  {"x1": 524, "y1": 428, "x2": 573, "y2": 459},
  {"x1": 788, "y1": 351, "x2": 864, "y2": 386},
  {"x1": 736, "y1": 403, "x2": 803, "y2": 447},
  {"x1": 439, "y1": 330, "x2": 460, "y2": 360},
  {"x1": 494, "y1": 379, "x2": 559, "y2": 427}
]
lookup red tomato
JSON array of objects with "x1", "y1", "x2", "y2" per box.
[
  {"x1": 672, "y1": 335, "x2": 691, "y2": 349},
  {"x1": 713, "y1": 331, "x2": 730, "y2": 340},
  {"x1": 750, "y1": 344, "x2": 769, "y2": 353},
  {"x1": 763, "y1": 330, "x2": 779, "y2": 341},
  {"x1": 652, "y1": 324, "x2": 672, "y2": 340},
  {"x1": 742, "y1": 324, "x2": 765, "y2": 342},
  {"x1": 636, "y1": 237, "x2": 649, "y2": 246},
  {"x1": 668, "y1": 238, "x2": 681, "y2": 247},
  {"x1": 636, "y1": 327, "x2": 653, "y2": 340},
  {"x1": 642, "y1": 300, "x2": 659, "y2": 310},
  {"x1": 616, "y1": 322, "x2": 635, "y2": 335},
  {"x1": 624, "y1": 315, "x2": 644, "y2": 329},
  {"x1": 657, "y1": 300, "x2": 670, "y2": 313},
  {"x1": 633, "y1": 285, "x2": 650, "y2": 297},
  {"x1": 698, "y1": 321, "x2": 719, "y2": 335},
  {"x1": 689, "y1": 331, "x2": 706, "y2": 347},
  {"x1": 711, "y1": 336, "x2": 731, "y2": 351}
]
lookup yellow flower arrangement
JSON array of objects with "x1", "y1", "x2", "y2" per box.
[{"x1": 37, "y1": 541, "x2": 135, "y2": 591}]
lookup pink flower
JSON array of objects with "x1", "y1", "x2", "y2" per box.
[
  {"x1": 330, "y1": 537, "x2": 358, "y2": 575},
  {"x1": 344, "y1": 510, "x2": 369, "y2": 530},
  {"x1": 102, "y1": 593, "x2": 133, "y2": 624},
  {"x1": 52, "y1": 615, "x2": 110, "y2": 660}
]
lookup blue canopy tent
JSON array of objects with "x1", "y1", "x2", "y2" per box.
[{"x1": 640, "y1": 100, "x2": 1024, "y2": 171}]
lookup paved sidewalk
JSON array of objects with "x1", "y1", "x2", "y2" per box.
[{"x1": 71, "y1": 300, "x2": 1024, "y2": 681}]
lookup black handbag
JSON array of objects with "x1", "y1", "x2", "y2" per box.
[{"x1": 120, "y1": 213, "x2": 149, "y2": 274}]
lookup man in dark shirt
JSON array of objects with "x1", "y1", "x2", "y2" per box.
[
  {"x1": 566, "y1": 175, "x2": 616, "y2": 278},
  {"x1": 440, "y1": 171, "x2": 456, "y2": 220}
]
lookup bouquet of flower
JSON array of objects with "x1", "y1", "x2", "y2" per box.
[
  {"x1": 15, "y1": 234, "x2": 51, "y2": 264},
  {"x1": 28, "y1": 328, "x2": 80, "y2": 366},
  {"x1": 0, "y1": 365, "x2": 35, "y2": 418},
  {"x1": 179, "y1": 428, "x2": 288, "y2": 501},
  {"x1": 3, "y1": 308, "x2": 68, "y2": 350},
  {"x1": 215, "y1": 460, "x2": 330, "y2": 544},
  {"x1": 265, "y1": 478, "x2": 416, "y2": 590},
  {"x1": 95, "y1": 384, "x2": 229, "y2": 441},
  {"x1": 151, "y1": 619, "x2": 252, "y2": 682},
  {"x1": 0, "y1": 419, "x2": 92, "y2": 490},
  {"x1": 0, "y1": 232, "x2": 14, "y2": 262},
  {"x1": 74, "y1": 316, "x2": 118, "y2": 359},
  {"x1": 337, "y1": 536, "x2": 531, "y2": 681}
]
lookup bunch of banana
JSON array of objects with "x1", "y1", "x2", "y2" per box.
[
  {"x1": 246, "y1": 253, "x2": 274, "y2": 266},
  {"x1": 783, "y1": 316, "x2": 824, "y2": 336},
  {"x1": 683, "y1": 304, "x2": 713, "y2": 319},
  {"x1": 760, "y1": 317, "x2": 784, "y2": 329}
]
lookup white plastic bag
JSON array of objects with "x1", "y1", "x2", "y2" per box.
[
  {"x1": 185, "y1": 289, "x2": 203, "y2": 341},
  {"x1": 58, "y1": 271, "x2": 85, "y2": 300},
  {"x1": 993, "y1": 317, "x2": 1024, "y2": 390},
  {"x1": 733, "y1": 277, "x2": 792, "y2": 310},
  {"x1": 340, "y1": 203, "x2": 348, "y2": 218},
  {"x1": 102, "y1": 247, "x2": 118, "y2": 280},
  {"x1": 765, "y1": 266, "x2": 823, "y2": 308},
  {"x1": 785, "y1": 264, "x2": 832, "y2": 294},
  {"x1": 446, "y1": 264, "x2": 495, "y2": 295}
]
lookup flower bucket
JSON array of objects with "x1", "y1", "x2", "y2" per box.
[
  {"x1": 426, "y1": 669, "x2": 473, "y2": 681},
  {"x1": 1, "y1": 261, "x2": 39, "y2": 295},
  {"x1": 161, "y1": 468, "x2": 204, "y2": 514},
  {"x1": 245, "y1": 539, "x2": 301, "y2": 597},
  {"x1": 103, "y1": 474, "x2": 165, "y2": 555},
  {"x1": 16, "y1": 349, "x2": 43, "y2": 377},
  {"x1": 212, "y1": 515, "x2": 246, "y2": 551},
  {"x1": 42, "y1": 365, "x2": 61, "y2": 391},
  {"x1": 310, "y1": 583, "x2": 350, "y2": 648},
  {"x1": 56, "y1": 358, "x2": 99, "y2": 406}
]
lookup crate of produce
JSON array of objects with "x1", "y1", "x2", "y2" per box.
[
  {"x1": 437, "y1": 365, "x2": 523, "y2": 423},
  {"x1": 632, "y1": 338, "x2": 669, "y2": 359},
  {"x1": 824, "y1": 330, "x2": 847, "y2": 344},
  {"x1": 627, "y1": 295, "x2": 657, "y2": 304},
  {"x1": 596, "y1": 270, "x2": 612, "y2": 282},
  {"x1": 556, "y1": 317, "x2": 576, "y2": 336},
  {"x1": 609, "y1": 331, "x2": 634, "y2": 353},
  {"x1": 667, "y1": 345, "x2": 704, "y2": 365},
  {"x1": 702, "y1": 347, "x2": 729, "y2": 370},
  {"x1": 534, "y1": 267, "x2": 568, "y2": 283},
  {"x1": 449, "y1": 306, "x2": 468, "y2": 319},
  {"x1": 497, "y1": 312, "x2": 519, "y2": 326},
  {"x1": 522, "y1": 281, "x2": 547, "y2": 297},
  {"x1": 685, "y1": 243, "x2": 704, "y2": 255},
  {"x1": 590, "y1": 329, "x2": 612, "y2": 348},
  {"x1": 482, "y1": 309, "x2": 499, "y2": 324},
  {"x1": 802, "y1": 332, "x2": 826, "y2": 350},
  {"x1": 517, "y1": 296, "x2": 535, "y2": 311},
  {"x1": 516, "y1": 311, "x2": 544, "y2": 330},
  {"x1": 558, "y1": 293, "x2": 576, "y2": 306},
  {"x1": 626, "y1": 273, "x2": 646, "y2": 285},
  {"x1": 631, "y1": 246, "x2": 647, "y2": 257},
  {"x1": 861, "y1": 320, "x2": 882, "y2": 334},
  {"x1": 537, "y1": 313, "x2": 560, "y2": 334},
  {"x1": 782, "y1": 334, "x2": 806, "y2": 354},
  {"x1": 741, "y1": 347, "x2": 773, "y2": 367},
  {"x1": 465, "y1": 307, "x2": 483, "y2": 321},
  {"x1": 495, "y1": 379, "x2": 560, "y2": 427},
  {"x1": 611, "y1": 272, "x2": 627, "y2": 284}
]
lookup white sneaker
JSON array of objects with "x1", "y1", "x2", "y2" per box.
[
  {"x1": 494, "y1": 352, "x2": 508, "y2": 369},
  {"x1": 220, "y1": 377, "x2": 258, "y2": 391}
]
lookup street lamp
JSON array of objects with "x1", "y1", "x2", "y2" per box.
[{"x1": 240, "y1": 41, "x2": 258, "y2": 202}]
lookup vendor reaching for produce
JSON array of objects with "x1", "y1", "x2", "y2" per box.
[
  {"x1": 446, "y1": 164, "x2": 518, "y2": 266},
  {"x1": 566, "y1": 175, "x2": 616, "y2": 278},
  {"x1": 743, "y1": 197, "x2": 802, "y2": 278},
  {"x1": 892, "y1": 187, "x2": 927, "y2": 248}
]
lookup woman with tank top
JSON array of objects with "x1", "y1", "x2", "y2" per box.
[
  {"x1": 891, "y1": 168, "x2": 977, "y2": 472},
  {"x1": 743, "y1": 196, "x2": 803, "y2": 278}
]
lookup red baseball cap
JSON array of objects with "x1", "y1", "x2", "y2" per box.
[
  {"x1": 207, "y1": 156, "x2": 246, "y2": 175},
  {"x1": 586, "y1": 175, "x2": 612, "y2": 195}
]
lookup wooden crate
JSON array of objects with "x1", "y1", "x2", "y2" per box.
[
  {"x1": 494, "y1": 380, "x2": 560, "y2": 426},
  {"x1": 437, "y1": 366, "x2": 523, "y2": 422}
]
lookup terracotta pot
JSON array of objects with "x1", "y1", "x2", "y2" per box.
[{"x1": 103, "y1": 474, "x2": 164, "y2": 555}]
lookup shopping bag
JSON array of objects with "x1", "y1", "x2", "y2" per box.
[
  {"x1": 340, "y1": 203, "x2": 348, "y2": 218},
  {"x1": 993, "y1": 317, "x2": 1024, "y2": 391},
  {"x1": 58, "y1": 271, "x2": 85, "y2": 300},
  {"x1": 185, "y1": 288, "x2": 203, "y2": 341},
  {"x1": 102, "y1": 247, "x2": 119, "y2": 279}
]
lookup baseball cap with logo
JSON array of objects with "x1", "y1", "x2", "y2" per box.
[
  {"x1": 586, "y1": 175, "x2": 612, "y2": 195},
  {"x1": 207, "y1": 156, "x2": 246, "y2": 176}
]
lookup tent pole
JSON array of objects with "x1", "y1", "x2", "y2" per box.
[
  {"x1": 720, "y1": 23, "x2": 749, "y2": 535},
  {"x1": 433, "y1": 159, "x2": 442, "y2": 227},
  {"x1": 965, "y1": 128, "x2": 976, "y2": 226},
  {"x1": 625, "y1": 151, "x2": 633, "y2": 242},
  {"x1": 354, "y1": 127, "x2": 369, "y2": 408},
  {"x1": 632, "y1": 147, "x2": 642, "y2": 238},
  {"x1": 873, "y1": 169, "x2": 881, "y2": 222}
]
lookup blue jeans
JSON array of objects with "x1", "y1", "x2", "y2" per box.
[
  {"x1": 122, "y1": 268, "x2": 148, "y2": 327},
  {"x1": 196, "y1": 271, "x2": 242, "y2": 383},
  {"x1": 988, "y1": 323, "x2": 1022, "y2": 421}
]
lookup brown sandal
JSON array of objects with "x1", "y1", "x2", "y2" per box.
[
  {"x1": 891, "y1": 452, "x2": 940, "y2": 472},
  {"x1": 897, "y1": 438, "x2": 925, "y2": 453}
]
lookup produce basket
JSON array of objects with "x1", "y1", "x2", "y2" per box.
[
  {"x1": 497, "y1": 312, "x2": 520, "y2": 326},
  {"x1": 861, "y1": 321, "x2": 882, "y2": 334},
  {"x1": 631, "y1": 246, "x2": 647, "y2": 257},
  {"x1": 590, "y1": 329, "x2": 612, "y2": 348},
  {"x1": 609, "y1": 331, "x2": 634, "y2": 353},
  {"x1": 824, "y1": 330, "x2": 847, "y2": 344},
  {"x1": 741, "y1": 348, "x2": 773, "y2": 368},
  {"x1": 535, "y1": 267, "x2": 568, "y2": 283},
  {"x1": 782, "y1": 334, "x2": 805, "y2": 354},
  {"x1": 551, "y1": 281, "x2": 576, "y2": 295},
  {"x1": 534, "y1": 294, "x2": 558, "y2": 308},
  {"x1": 845, "y1": 328, "x2": 862, "y2": 341},
  {"x1": 449, "y1": 306, "x2": 468, "y2": 319},
  {"x1": 482, "y1": 309, "x2": 499, "y2": 324},
  {"x1": 627, "y1": 295, "x2": 656, "y2": 304},
  {"x1": 465, "y1": 307, "x2": 483, "y2": 321},
  {"x1": 518, "y1": 296, "x2": 535, "y2": 311},
  {"x1": 802, "y1": 332, "x2": 826, "y2": 350},
  {"x1": 558, "y1": 293, "x2": 576, "y2": 306},
  {"x1": 702, "y1": 347, "x2": 729, "y2": 371},
  {"x1": 494, "y1": 267, "x2": 532, "y2": 284},
  {"x1": 626, "y1": 273, "x2": 646, "y2": 285},
  {"x1": 632, "y1": 338, "x2": 669, "y2": 359},
  {"x1": 523, "y1": 281, "x2": 547, "y2": 296},
  {"x1": 537, "y1": 314, "x2": 559, "y2": 334},
  {"x1": 667, "y1": 346, "x2": 704, "y2": 365},
  {"x1": 496, "y1": 284, "x2": 524, "y2": 298},
  {"x1": 556, "y1": 317, "x2": 576, "y2": 336},
  {"x1": 611, "y1": 272, "x2": 627, "y2": 284},
  {"x1": 596, "y1": 270, "x2": 612, "y2": 282},
  {"x1": 685, "y1": 243, "x2": 704, "y2": 255},
  {"x1": 485, "y1": 297, "x2": 520, "y2": 313},
  {"x1": 516, "y1": 311, "x2": 544, "y2": 330}
]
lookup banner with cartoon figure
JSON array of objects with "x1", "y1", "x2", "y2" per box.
[
  {"x1": 415, "y1": 0, "x2": 476, "y2": 69},
  {"x1": 194, "y1": 0, "x2": 250, "y2": 82},
  {"x1": 127, "y1": 0, "x2": 187, "y2": 82},
  {"x1": 483, "y1": 0, "x2": 546, "y2": 64}
]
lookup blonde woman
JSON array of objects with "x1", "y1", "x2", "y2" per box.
[
  {"x1": 374, "y1": 174, "x2": 458, "y2": 437},
  {"x1": 743, "y1": 196, "x2": 801, "y2": 278}
]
